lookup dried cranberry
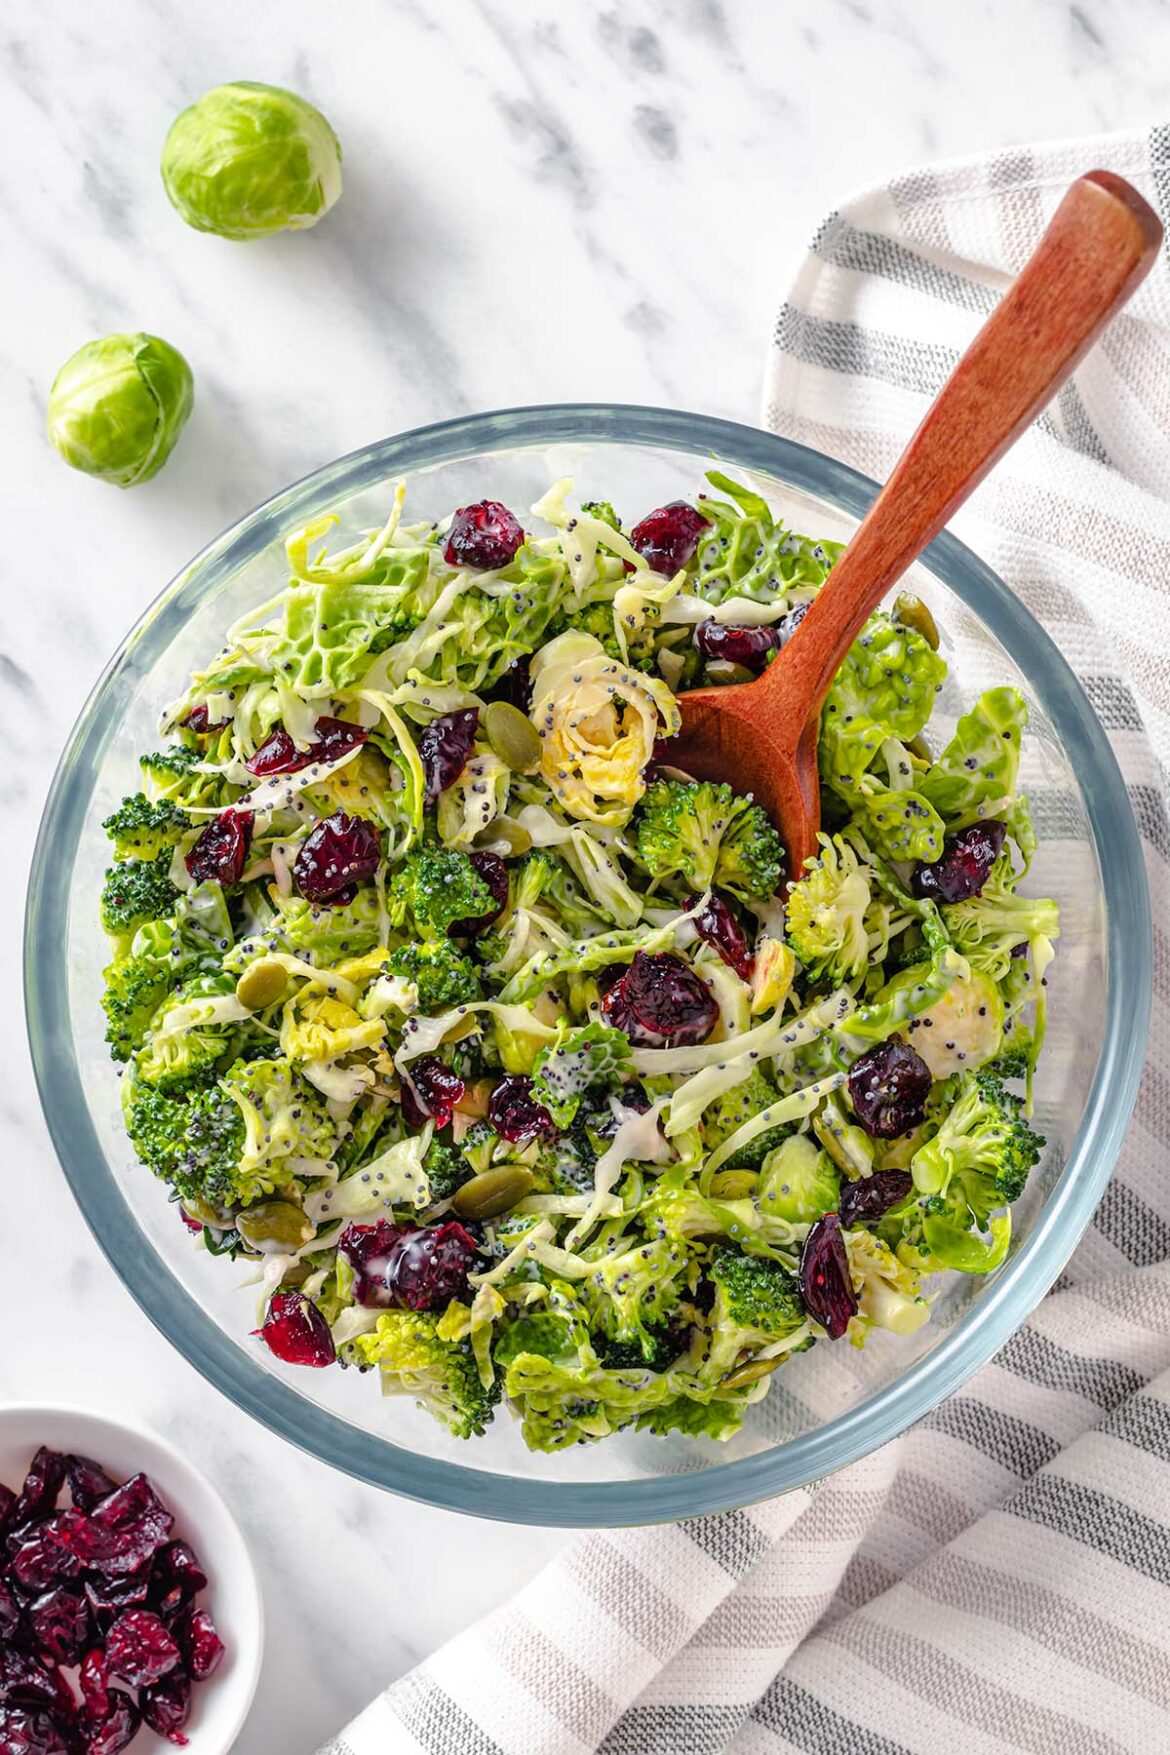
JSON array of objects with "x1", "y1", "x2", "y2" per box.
[
  {"x1": 78, "y1": 1650, "x2": 110, "y2": 1720},
  {"x1": 184, "y1": 809, "x2": 253, "y2": 886},
  {"x1": 443, "y1": 500, "x2": 525, "y2": 570},
  {"x1": 490, "y1": 656, "x2": 533, "y2": 713},
  {"x1": 689, "y1": 893, "x2": 754, "y2": 982},
  {"x1": 0, "y1": 1706, "x2": 74, "y2": 1755},
  {"x1": 141, "y1": 1669, "x2": 191, "y2": 1746},
  {"x1": 77, "y1": 1691, "x2": 140, "y2": 1755},
  {"x1": 629, "y1": 502, "x2": 709, "y2": 576},
  {"x1": 838, "y1": 1170, "x2": 915, "y2": 1227},
  {"x1": 104, "y1": 1609, "x2": 180, "y2": 1688},
  {"x1": 418, "y1": 708, "x2": 479, "y2": 806},
  {"x1": 90, "y1": 1473, "x2": 164, "y2": 1536},
  {"x1": 847, "y1": 1039, "x2": 933, "y2": 1139},
  {"x1": 293, "y1": 810, "x2": 381, "y2": 903},
  {"x1": 257, "y1": 1291, "x2": 336, "y2": 1367},
  {"x1": 694, "y1": 620, "x2": 781, "y2": 673},
  {"x1": 243, "y1": 726, "x2": 301, "y2": 776},
  {"x1": 11, "y1": 1451, "x2": 65, "y2": 1527},
  {"x1": 181, "y1": 706, "x2": 227, "y2": 736},
  {"x1": 47, "y1": 1512, "x2": 153, "y2": 1578},
  {"x1": 65, "y1": 1456, "x2": 118, "y2": 1515},
  {"x1": 400, "y1": 1056, "x2": 466, "y2": 1130},
  {"x1": 911, "y1": 819, "x2": 1007, "y2": 905},
  {"x1": 27, "y1": 1586, "x2": 90, "y2": 1665},
  {"x1": 600, "y1": 951, "x2": 719, "y2": 1048},
  {"x1": 800, "y1": 1213, "x2": 857, "y2": 1340},
  {"x1": 0, "y1": 1578, "x2": 20, "y2": 1640},
  {"x1": 149, "y1": 1543, "x2": 207, "y2": 1620},
  {"x1": 449, "y1": 850, "x2": 508, "y2": 937},
  {"x1": 488, "y1": 1075, "x2": 557, "y2": 1146},
  {"x1": 10, "y1": 1527, "x2": 81, "y2": 1592},
  {"x1": 245, "y1": 715, "x2": 368, "y2": 778},
  {"x1": 177, "y1": 1608, "x2": 224, "y2": 1682},
  {"x1": 338, "y1": 1220, "x2": 413, "y2": 1309},
  {"x1": 0, "y1": 1648, "x2": 59, "y2": 1711},
  {"x1": 0, "y1": 1482, "x2": 14, "y2": 1530},
  {"x1": 383, "y1": 1222, "x2": 479, "y2": 1312},
  {"x1": 84, "y1": 1566, "x2": 152, "y2": 1623}
]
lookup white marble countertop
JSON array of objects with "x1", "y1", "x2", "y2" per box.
[{"x1": 2, "y1": 1, "x2": 1163, "y2": 1747}]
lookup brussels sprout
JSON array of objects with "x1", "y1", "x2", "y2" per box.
[
  {"x1": 161, "y1": 81, "x2": 342, "y2": 240},
  {"x1": 46, "y1": 333, "x2": 194, "y2": 488}
]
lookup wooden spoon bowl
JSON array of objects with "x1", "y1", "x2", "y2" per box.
[{"x1": 671, "y1": 171, "x2": 1162, "y2": 876}]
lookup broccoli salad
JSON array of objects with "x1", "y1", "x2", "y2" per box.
[{"x1": 99, "y1": 474, "x2": 1058, "y2": 1451}]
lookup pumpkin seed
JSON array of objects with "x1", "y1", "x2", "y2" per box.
[
  {"x1": 893, "y1": 591, "x2": 940, "y2": 651},
  {"x1": 473, "y1": 815, "x2": 533, "y2": 856},
  {"x1": 451, "y1": 1164, "x2": 536, "y2": 1220},
  {"x1": 236, "y1": 1199, "x2": 315, "y2": 1250},
  {"x1": 482, "y1": 701, "x2": 542, "y2": 773},
  {"x1": 181, "y1": 1196, "x2": 225, "y2": 1228},
  {"x1": 723, "y1": 1354, "x2": 786, "y2": 1389},
  {"x1": 236, "y1": 958, "x2": 289, "y2": 1011},
  {"x1": 709, "y1": 1170, "x2": 758, "y2": 1200},
  {"x1": 705, "y1": 659, "x2": 756, "y2": 687}
]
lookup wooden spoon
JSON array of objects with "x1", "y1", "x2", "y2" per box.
[{"x1": 671, "y1": 170, "x2": 1162, "y2": 877}]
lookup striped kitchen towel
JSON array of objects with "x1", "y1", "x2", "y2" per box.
[{"x1": 319, "y1": 128, "x2": 1170, "y2": 1755}]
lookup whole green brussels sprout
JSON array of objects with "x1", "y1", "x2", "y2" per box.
[
  {"x1": 46, "y1": 333, "x2": 194, "y2": 488},
  {"x1": 161, "y1": 81, "x2": 342, "y2": 240}
]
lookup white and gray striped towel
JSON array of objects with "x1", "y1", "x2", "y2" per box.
[{"x1": 320, "y1": 127, "x2": 1170, "y2": 1755}]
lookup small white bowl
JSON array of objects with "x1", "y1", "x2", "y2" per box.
[{"x1": 0, "y1": 1405, "x2": 263, "y2": 1753}]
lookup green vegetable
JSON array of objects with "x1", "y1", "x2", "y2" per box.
[
  {"x1": 691, "y1": 472, "x2": 844, "y2": 606},
  {"x1": 785, "y1": 833, "x2": 872, "y2": 983},
  {"x1": 918, "y1": 688, "x2": 1026, "y2": 828},
  {"x1": 634, "y1": 779, "x2": 784, "y2": 900},
  {"x1": 385, "y1": 939, "x2": 483, "y2": 1012},
  {"x1": 103, "y1": 793, "x2": 190, "y2": 861},
  {"x1": 47, "y1": 333, "x2": 193, "y2": 488},
  {"x1": 161, "y1": 82, "x2": 342, "y2": 239},
  {"x1": 134, "y1": 973, "x2": 242, "y2": 1092},
  {"x1": 704, "y1": 1247, "x2": 807, "y2": 1379},
  {"x1": 222, "y1": 1058, "x2": 336, "y2": 1186},
  {"x1": 422, "y1": 1139, "x2": 470, "y2": 1203},
  {"x1": 911, "y1": 1070, "x2": 1043, "y2": 1212},
  {"x1": 124, "y1": 1077, "x2": 246, "y2": 1210},
  {"x1": 758, "y1": 1134, "x2": 840, "y2": 1224},
  {"x1": 100, "y1": 855, "x2": 181, "y2": 939},
  {"x1": 700, "y1": 1067, "x2": 786, "y2": 1169},
  {"x1": 530, "y1": 1021, "x2": 633, "y2": 1126},
  {"x1": 394, "y1": 844, "x2": 493, "y2": 939},
  {"x1": 347, "y1": 1311, "x2": 499, "y2": 1438}
]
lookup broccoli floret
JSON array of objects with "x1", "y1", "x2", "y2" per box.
[
  {"x1": 103, "y1": 792, "x2": 190, "y2": 861},
  {"x1": 911, "y1": 1069, "x2": 1043, "y2": 1215},
  {"x1": 347, "y1": 1310, "x2": 499, "y2": 1438},
  {"x1": 395, "y1": 844, "x2": 493, "y2": 939},
  {"x1": 757, "y1": 1133, "x2": 841, "y2": 1224},
  {"x1": 581, "y1": 499, "x2": 621, "y2": 531},
  {"x1": 102, "y1": 925, "x2": 177, "y2": 1063},
  {"x1": 990, "y1": 1028, "x2": 1033, "y2": 1082},
  {"x1": 785, "y1": 833, "x2": 872, "y2": 984},
  {"x1": 141, "y1": 744, "x2": 201, "y2": 781},
  {"x1": 385, "y1": 939, "x2": 483, "y2": 1013},
  {"x1": 634, "y1": 779, "x2": 783, "y2": 901},
  {"x1": 594, "y1": 1323, "x2": 684, "y2": 1373},
  {"x1": 942, "y1": 857, "x2": 1059, "y2": 981},
  {"x1": 459, "y1": 1119, "x2": 499, "y2": 1177},
  {"x1": 584, "y1": 1236, "x2": 692, "y2": 1363},
  {"x1": 571, "y1": 601, "x2": 623, "y2": 661},
  {"x1": 704, "y1": 1247, "x2": 807, "y2": 1380},
  {"x1": 223, "y1": 1057, "x2": 336, "y2": 1187},
  {"x1": 101, "y1": 855, "x2": 180, "y2": 938},
  {"x1": 125, "y1": 1078, "x2": 246, "y2": 1210},
  {"x1": 530, "y1": 1022, "x2": 633, "y2": 1127},
  {"x1": 700, "y1": 1067, "x2": 785, "y2": 1169},
  {"x1": 424, "y1": 1139, "x2": 471, "y2": 1203},
  {"x1": 134, "y1": 973, "x2": 241, "y2": 1092}
]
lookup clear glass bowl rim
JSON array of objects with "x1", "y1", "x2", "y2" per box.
[{"x1": 24, "y1": 403, "x2": 1152, "y2": 1527}]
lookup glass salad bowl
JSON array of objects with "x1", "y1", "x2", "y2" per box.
[{"x1": 25, "y1": 406, "x2": 1151, "y2": 1526}]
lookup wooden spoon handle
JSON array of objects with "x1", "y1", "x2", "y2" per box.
[{"x1": 771, "y1": 170, "x2": 1162, "y2": 720}]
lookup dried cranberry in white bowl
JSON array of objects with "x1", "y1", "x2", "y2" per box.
[{"x1": 0, "y1": 1409, "x2": 262, "y2": 1753}]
